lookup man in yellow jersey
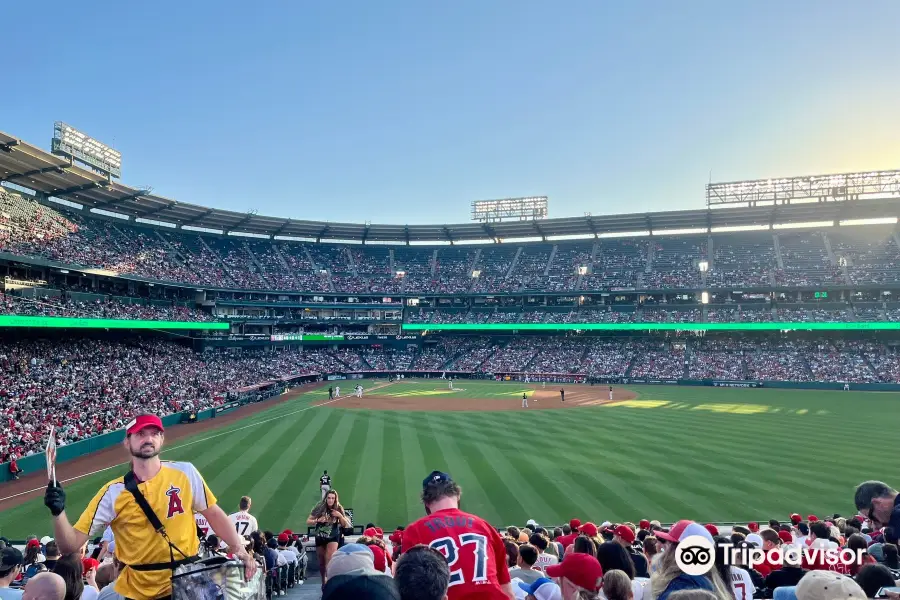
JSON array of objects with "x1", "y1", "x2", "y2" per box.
[{"x1": 43, "y1": 414, "x2": 256, "y2": 600}]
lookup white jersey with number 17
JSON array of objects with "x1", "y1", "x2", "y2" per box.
[{"x1": 229, "y1": 510, "x2": 259, "y2": 536}]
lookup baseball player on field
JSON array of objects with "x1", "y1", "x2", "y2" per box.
[
  {"x1": 522, "y1": 392, "x2": 528, "y2": 409},
  {"x1": 334, "y1": 385, "x2": 340, "y2": 398},
  {"x1": 609, "y1": 385, "x2": 614, "y2": 401},
  {"x1": 320, "y1": 470, "x2": 332, "y2": 500},
  {"x1": 356, "y1": 385, "x2": 363, "y2": 398},
  {"x1": 448, "y1": 377, "x2": 454, "y2": 390}
]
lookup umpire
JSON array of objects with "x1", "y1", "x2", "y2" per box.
[{"x1": 44, "y1": 414, "x2": 256, "y2": 600}]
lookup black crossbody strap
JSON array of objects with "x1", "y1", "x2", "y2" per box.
[{"x1": 123, "y1": 471, "x2": 191, "y2": 567}]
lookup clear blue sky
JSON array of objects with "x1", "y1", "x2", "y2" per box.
[{"x1": 3, "y1": 1, "x2": 899, "y2": 225}]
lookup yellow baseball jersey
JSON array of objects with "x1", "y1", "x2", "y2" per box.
[{"x1": 75, "y1": 461, "x2": 217, "y2": 600}]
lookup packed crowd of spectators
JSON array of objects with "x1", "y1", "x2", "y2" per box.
[
  {"x1": 0, "y1": 339, "x2": 353, "y2": 461},
  {"x1": 5, "y1": 332, "x2": 900, "y2": 461},
  {"x1": 10, "y1": 482, "x2": 900, "y2": 600},
  {"x1": 0, "y1": 291, "x2": 218, "y2": 322},
  {"x1": 831, "y1": 228, "x2": 900, "y2": 285},
  {"x1": 687, "y1": 351, "x2": 745, "y2": 380},
  {"x1": 708, "y1": 233, "x2": 776, "y2": 288},
  {"x1": 408, "y1": 338, "x2": 471, "y2": 371},
  {"x1": 405, "y1": 305, "x2": 881, "y2": 325},
  {"x1": 777, "y1": 307, "x2": 853, "y2": 323},
  {"x1": 9, "y1": 189, "x2": 900, "y2": 295},
  {"x1": 479, "y1": 339, "x2": 540, "y2": 373},
  {"x1": 629, "y1": 347, "x2": 687, "y2": 379}
]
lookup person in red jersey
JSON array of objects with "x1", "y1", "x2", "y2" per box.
[
  {"x1": 556, "y1": 520, "x2": 581, "y2": 549},
  {"x1": 402, "y1": 471, "x2": 515, "y2": 600}
]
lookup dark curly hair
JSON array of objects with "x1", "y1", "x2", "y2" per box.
[{"x1": 422, "y1": 479, "x2": 462, "y2": 505}]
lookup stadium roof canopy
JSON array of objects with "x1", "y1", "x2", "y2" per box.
[{"x1": 2, "y1": 129, "x2": 900, "y2": 244}]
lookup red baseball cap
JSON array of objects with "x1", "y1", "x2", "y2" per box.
[
  {"x1": 808, "y1": 515, "x2": 819, "y2": 522},
  {"x1": 125, "y1": 414, "x2": 164, "y2": 436},
  {"x1": 368, "y1": 544, "x2": 387, "y2": 573},
  {"x1": 705, "y1": 524, "x2": 720, "y2": 537},
  {"x1": 277, "y1": 533, "x2": 290, "y2": 544},
  {"x1": 778, "y1": 530, "x2": 794, "y2": 544},
  {"x1": 375, "y1": 527, "x2": 384, "y2": 536},
  {"x1": 580, "y1": 522, "x2": 598, "y2": 538},
  {"x1": 364, "y1": 527, "x2": 378, "y2": 538},
  {"x1": 570, "y1": 519, "x2": 582, "y2": 531},
  {"x1": 281, "y1": 529, "x2": 293, "y2": 536},
  {"x1": 389, "y1": 529, "x2": 403, "y2": 544},
  {"x1": 26, "y1": 539, "x2": 41, "y2": 549},
  {"x1": 546, "y1": 553, "x2": 603, "y2": 591},
  {"x1": 639, "y1": 519, "x2": 651, "y2": 530},
  {"x1": 613, "y1": 525, "x2": 636, "y2": 544},
  {"x1": 790, "y1": 513, "x2": 802, "y2": 524},
  {"x1": 82, "y1": 558, "x2": 100, "y2": 575},
  {"x1": 654, "y1": 520, "x2": 715, "y2": 544},
  {"x1": 748, "y1": 522, "x2": 759, "y2": 532}
]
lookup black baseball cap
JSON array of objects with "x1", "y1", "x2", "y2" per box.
[
  {"x1": 422, "y1": 471, "x2": 452, "y2": 490},
  {"x1": 0, "y1": 547, "x2": 23, "y2": 571}
]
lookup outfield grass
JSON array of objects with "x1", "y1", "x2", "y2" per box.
[{"x1": 0, "y1": 381, "x2": 895, "y2": 538}]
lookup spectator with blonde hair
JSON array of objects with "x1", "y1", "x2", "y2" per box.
[
  {"x1": 604, "y1": 570, "x2": 635, "y2": 600},
  {"x1": 651, "y1": 521, "x2": 732, "y2": 600}
]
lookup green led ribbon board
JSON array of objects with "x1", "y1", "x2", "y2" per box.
[
  {"x1": 0, "y1": 316, "x2": 230, "y2": 330},
  {"x1": 402, "y1": 322, "x2": 900, "y2": 332}
]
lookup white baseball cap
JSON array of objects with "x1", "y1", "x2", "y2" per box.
[
  {"x1": 796, "y1": 570, "x2": 866, "y2": 600},
  {"x1": 745, "y1": 533, "x2": 764, "y2": 548}
]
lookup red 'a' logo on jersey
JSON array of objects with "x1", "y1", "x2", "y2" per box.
[{"x1": 165, "y1": 485, "x2": 185, "y2": 519}]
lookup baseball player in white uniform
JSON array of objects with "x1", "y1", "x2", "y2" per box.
[
  {"x1": 228, "y1": 496, "x2": 259, "y2": 536},
  {"x1": 334, "y1": 385, "x2": 340, "y2": 398},
  {"x1": 356, "y1": 385, "x2": 363, "y2": 398},
  {"x1": 609, "y1": 385, "x2": 614, "y2": 401},
  {"x1": 522, "y1": 392, "x2": 528, "y2": 408},
  {"x1": 448, "y1": 378, "x2": 454, "y2": 390}
]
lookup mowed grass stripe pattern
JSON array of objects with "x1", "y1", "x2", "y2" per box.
[{"x1": 0, "y1": 382, "x2": 896, "y2": 538}]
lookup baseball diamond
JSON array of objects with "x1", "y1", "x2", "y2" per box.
[{"x1": 0, "y1": 380, "x2": 895, "y2": 539}]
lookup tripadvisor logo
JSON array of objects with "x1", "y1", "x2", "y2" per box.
[{"x1": 675, "y1": 535, "x2": 716, "y2": 576}]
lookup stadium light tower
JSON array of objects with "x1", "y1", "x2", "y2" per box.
[
  {"x1": 706, "y1": 170, "x2": 900, "y2": 207},
  {"x1": 51, "y1": 122, "x2": 121, "y2": 179},
  {"x1": 472, "y1": 196, "x2": 548, "y2": 222}
]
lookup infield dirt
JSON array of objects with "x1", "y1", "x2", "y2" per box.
[{"x1": 317, "y1": 384, "x2": 637, "y2": 411}]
